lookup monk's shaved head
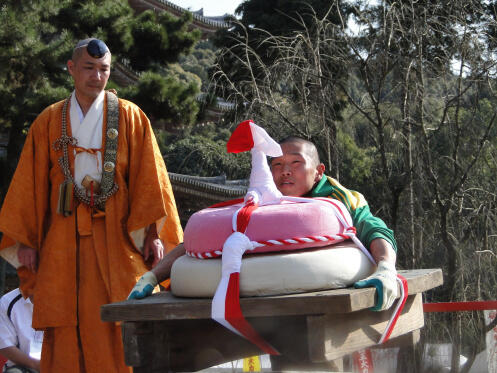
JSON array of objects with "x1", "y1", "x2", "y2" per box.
[
  {"x1": 71, "y1": 46, "x2": 85, "y2": 62},
  {"x1": 71, "y1": 38, "x2": 111, "y2": 62},
  {"x1": 279, "y1": 136, "x2": 321, "y2": 167}
]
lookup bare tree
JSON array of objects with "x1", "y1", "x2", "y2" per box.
[
  {"x1": 212, "y1": 1, "x2": 497, "y2": 371},
  {"x1": 342, "y1": 1, "x2": 497, "y2": 371},
  {"x1": 212, "y1": 4, "x2": 348, "y2": 177}
]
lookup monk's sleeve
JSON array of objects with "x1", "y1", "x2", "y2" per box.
[
  {"x1": 0, "y1": 117, "x2": 51, "y2": 267},
  {"x1": 125, "y1": 105, "x2": 183, "y2": 252},
  {"x1": 326, "y1": 177, "x2": 398, "y2": 252}
]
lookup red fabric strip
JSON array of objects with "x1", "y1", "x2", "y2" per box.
[
  {"x1": 381, "y1": 274, "x2": 409, "y2": 343},
  {"x1": 208, "y1": 198, "x2": 245, "y2": 209},
  {"x1": 423, "y1": 301, "x2": 497, "y2": 312},
  {"x1": 225, "y1": 273, "x2": 279, "y2": 355},
  {"x1": 236, "y1": 202, "x2": 258, "y2": 233}
]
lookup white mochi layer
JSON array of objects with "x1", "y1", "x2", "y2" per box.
[{"x1": 171, "y1": 242, "x2": 375, "y2": 298}]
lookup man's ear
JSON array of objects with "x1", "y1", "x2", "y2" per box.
[
  {"x1": 67, "y1": 60, "x2": 74, "y2": 76},
  {"x1": 315, "y1": 163, "x2": 325, "y2": 182}
]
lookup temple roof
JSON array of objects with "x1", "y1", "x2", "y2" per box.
[
  {"x1": 112, "y1": 60, "x2": 141, "y2": 87},
  {"x1": 168, "y1": 172, "x2": 248, "y2": 202},
  {"x1": 128, "y1": 0, "x2": 230, "y2": 37},
  {"x1": 117, "y1": 1, "x2": 235, "y2": 123}
]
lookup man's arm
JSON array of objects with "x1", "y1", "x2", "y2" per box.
[
  {"x1": 369, "y1": 238, "x2": 396, "y2": 265},
  {"x1": 352, "y1": 205, "x2": 398, "y2": 253},
  {"x1": 0, "y1": 346, "x2": 40, "y2": 371},
  {"x1": 128, "y1": 243, "x2": 186, "y2": 300},
  {"x1": 0, "y1": 297, "x2": 40, "y2": 371},
  {"x1": 322, "y1": 179, "x2": 399, "y2": 311},
  {"x1": 151, "y1": 243, "x2": 186, "y2": 282},
  {"x1": 316, "y1": 177, "x2": 398, "y2": 251},
  {"x1": 355, "y1": 237, "x2": 398, "y2": 311}
]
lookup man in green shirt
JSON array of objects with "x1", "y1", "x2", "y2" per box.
[
  {"x1": 129, "y1": 136, "x2": 398, "y2": 311},
  {"x1": 270, "y1": 136, "x2": 397, "y2": 311}
]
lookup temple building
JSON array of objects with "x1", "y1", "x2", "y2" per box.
[
  {"x1": 168, "y1": 173, "x2": 247, "y2": 226},
  {"x1": 128, "y1": 0, "x2": 230, "y2": 38}
]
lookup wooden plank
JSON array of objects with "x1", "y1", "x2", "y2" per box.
[
  {"x1": 307, "y1": 293, "x2": 424, "y2": 361},
  {"x1": 398, "y1": 268, "x2": 443, "y2": 294},
  {"x1": 101, "y1": 268, "x2": 442, "y2": 322},
  {"x1": 372, "y1": 328, "x2": 421, "y2": 349}
]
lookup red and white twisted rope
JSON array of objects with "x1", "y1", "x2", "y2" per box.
[{"x1": 185, "y1": 230, "x2": 354, "y2": 259}]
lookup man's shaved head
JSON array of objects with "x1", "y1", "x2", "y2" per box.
[
  {"x1": 279, "y1": 136, "x2": 321, "y2": 167},
  {"x1": 271, "y1": 136, "x2": 325, "y2": 196}
]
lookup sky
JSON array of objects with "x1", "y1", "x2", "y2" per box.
[{"x1": 168, "y1": 0, "x2": 244, "y2": 16}]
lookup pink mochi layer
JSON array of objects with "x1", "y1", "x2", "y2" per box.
[{"x1": 184, "y1": 200, "x2": 350, "y2": 255}]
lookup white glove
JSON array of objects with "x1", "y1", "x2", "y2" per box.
[
  {"x1": 354, "y1": 260, "x2": 398, "y2": 311},
  {"x1": 128, "y1": 271, "x2": 158, "y2": 300}
]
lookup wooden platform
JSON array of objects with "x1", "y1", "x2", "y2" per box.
[{"x1": 101, "y1": 268, "x2": 442, "y2": 372}]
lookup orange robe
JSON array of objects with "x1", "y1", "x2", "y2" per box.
[{"x1": 0, "y1": 95, "x2": 183, "y2": 372}]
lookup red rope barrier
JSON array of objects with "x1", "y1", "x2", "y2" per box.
[{"x1": 423, "y1": 301, "x2": 497, "y2": 312}]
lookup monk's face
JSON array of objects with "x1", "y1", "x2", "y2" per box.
[
  {"x1": 270, "y1": 141, "x2": 324, "y2": 197},
  {"x1": 67, "y1": 48, "x2": 111, "y2": 102}
]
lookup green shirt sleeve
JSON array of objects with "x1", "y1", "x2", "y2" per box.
[
  {"x1": 310, "y1": 176, "x2": 397, "y2": 252},
  {"x1": 351, "y1": 204, "x2": 397, "y2": 252}
]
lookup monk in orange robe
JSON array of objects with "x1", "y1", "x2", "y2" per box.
[{"x1": 0, "y1": 38, "x2": 183, "y2": 372}]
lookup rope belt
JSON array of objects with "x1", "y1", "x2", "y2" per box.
[{"x1": 74, "y1": 146, "x2": 102, "y2": 170}]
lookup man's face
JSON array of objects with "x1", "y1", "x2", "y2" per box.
[
  {"x1": 67, "y1": 48, "x2": 111, "y2": 102},
  {"x1": 270, "y1": 141, "x2": 324, "y2": 197}
]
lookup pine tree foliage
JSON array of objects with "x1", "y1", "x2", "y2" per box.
[
  {"x1": 122, "y1": 71, "x2": 199, "y2": 128},
  {"x1": 159, "y1": 123, "x2": 251, "y2": 179}
]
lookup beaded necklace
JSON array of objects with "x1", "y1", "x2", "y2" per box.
[{"x1": 53, "y1": 91, "x2": 119, "y2": 214}]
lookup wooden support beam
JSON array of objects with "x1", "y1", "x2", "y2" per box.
[{"x1": 307, "y1": 293, "x2": 424, "y2": 361}]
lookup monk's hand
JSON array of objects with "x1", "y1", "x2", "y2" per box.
[
  {"x1": 143, "y1": 224, "x2": 164, "y2": 267},
  {"x1": 128, "y1": 271, "x2": 158, "y2": 300},
  {"x1": 144, "y1": 238, "x2": 164, "y2": 267},
  {"x1": 17, "y1": 244, "x2": 38, "y2": 273},
  {"x1": 354, "y1": 260, "x2": 397, "y2": 311}
]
